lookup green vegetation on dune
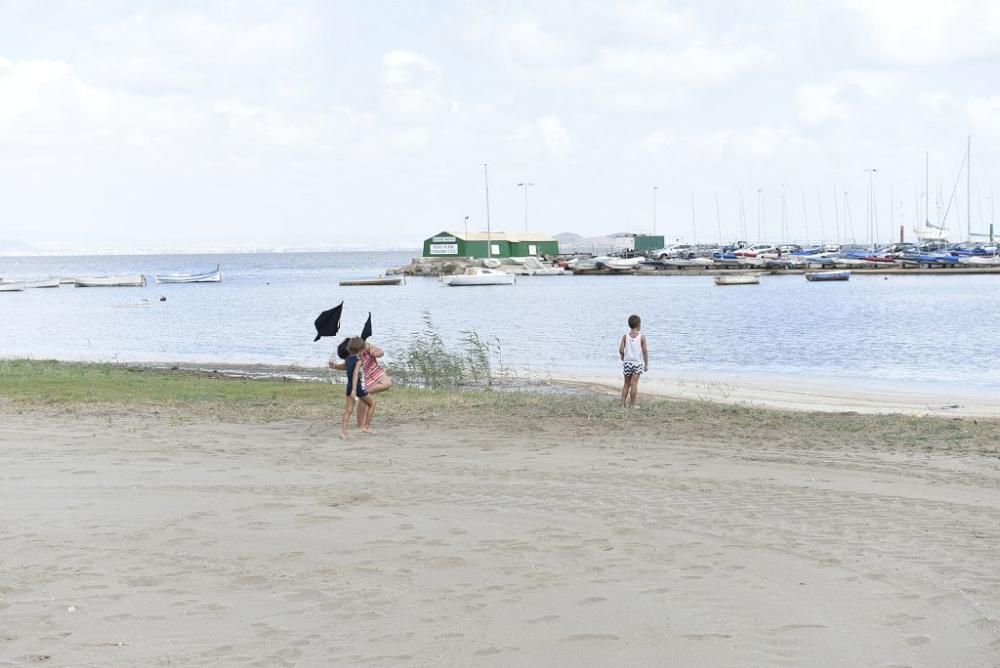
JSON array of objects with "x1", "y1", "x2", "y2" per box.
[{"x1": 1, "y1": 359, "x2": 998, "y2": 453}]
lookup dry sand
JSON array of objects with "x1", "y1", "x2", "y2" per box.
[{"x1": 2, "y1": 409, "x2": 1000, "y2": 666}]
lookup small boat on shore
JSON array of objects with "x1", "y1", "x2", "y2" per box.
[
  {"x1": 714, "y1": 274, "x2": 760, "y2": 286},
  {"x1": 0, "y1": 281, "x2": 25, "y2": 292},
  {"x1": 74, "y1": 274, "x2": 147, "y2": 288},
  {"x1": 338, "y1": 276, "x2": 403, "y2": 286},
  {"x1": 805, "y1": 270, "x2": 851, "y2": 282},
  {"x1": 603, "y1": 257, "x2": 643, "y2": 271},
  {"x1": 155, "y1": 266, "x2": 221, "y2": 284},
  {"x1": 443, "y1": 267, "x2": 514, "y2": 286}
]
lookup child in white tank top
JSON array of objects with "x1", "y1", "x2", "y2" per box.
[{"x1": 618, "y1": 314, "x2": 648, "y2": 409}]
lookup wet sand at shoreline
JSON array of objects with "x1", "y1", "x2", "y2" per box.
[
  {"x1": 546, "y1": 370, "x2": 1000, "y2": 418},
  {"x1": 2, "y1": 409, "x2": 999, "y2": 666}
]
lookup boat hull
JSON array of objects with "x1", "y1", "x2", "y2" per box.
[
  {"x1": 714, "y1": 274, "x2": 760, "y2": 286},
  {"x1": 805, "y1": 271, "x2": 851, "y2": 281},
  {"x1": 74, "y1": 275, "x2": 147, "y2": 287},
  {"x1": 338, "y1": 277, "x2": 403, "y2": 286},
  {"x1": 155, "y1": 270, "x2": 221, "y2": 284},
  {"x1": 0, "y1": 281, "x2": 25, "y2": 292},
  {"x1": 445, "y1": 275, "x2": 515, "y2": 286}
]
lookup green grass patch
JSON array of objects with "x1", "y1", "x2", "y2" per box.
[{"x1": 2, "y1": 359, "x2": 999, "y2": 454}]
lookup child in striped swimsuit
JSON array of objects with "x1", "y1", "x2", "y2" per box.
[
  {"x1": 341, "y1": 337, "x2": 375, "y2": 439},
  {"x1": 618, "y1": 314, "x2": 649, "y2": 410},
  {"x1": 330, "y1": 337, "x2": 393, "y2": 431}
]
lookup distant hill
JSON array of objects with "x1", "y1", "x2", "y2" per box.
[
  {"x1": 0, "y1": 240, "x2": 38, "y2": 253},
  {"x1": 555, "y1": 232, "x2": 623, "y2": 254}
]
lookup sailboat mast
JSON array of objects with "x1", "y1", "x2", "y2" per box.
[
  {"x1": 833, "y1": 186, "x2": 841, "y2": 243},
  {"x1": 925, "y1": 150, "x2": 930, "y2": 225},
  {"x1": 801, "y1": 187, "x2": 809, "y2": 243},
  {"x1": 967, "y1": 135, "x2": 971, "y2": 241},
  {"x1": 816, "y1": 187, "x2": 826, "y2": 242},
  {"x1": 715, "y1": 192, "x2": 722, "y2": 243},
  {"x1": 690, "y1": 192, "x2": 696, "y2": 243},
  {"x1": 483, "y1": 163, "x2": 492, "y2": 258}
]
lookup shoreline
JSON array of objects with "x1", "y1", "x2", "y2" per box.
[
  {"x1": 543, "y1": 369, "x2": 1000, "y2": 417},
  {"x1": 6, "y1": 356, "x2": 1000, "y2": 417}
]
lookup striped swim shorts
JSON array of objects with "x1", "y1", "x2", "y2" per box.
[{"x1": 623, "y1": 361, "x2": 644, "y2": 377}]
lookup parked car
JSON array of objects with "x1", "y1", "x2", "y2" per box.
[{"x1": 651, "y1": 243, "x2": 696, "y2": 260}]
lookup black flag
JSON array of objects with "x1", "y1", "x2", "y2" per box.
[
  {"x1": 313, "y1": 302, "x2": 343, "y2": 342},
  {"x1": 361, "y1": 312, "x2": 372, "y2": 341}
]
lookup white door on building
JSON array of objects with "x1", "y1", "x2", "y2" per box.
[
  {"x1": 490, "y1": 244, "x2": 501, "y2": 256},
  {"x1": 528, "y1": 244, "x2": 537, "y2": 255}
]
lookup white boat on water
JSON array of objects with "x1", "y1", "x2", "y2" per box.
[
  {"x1": 0, "y1": 281, "x2": 25, "y2": 292},
  {"x1": 155, "y1": 266, "x2": 221, "y2": 284},
  {"x1": 443, "y1": 267, "x2": 514, "y2": 286},
  {"x1": 714, "y1": 274, "x2": 760, "y2": 286},
  {"x1": 24, "y1": 278, "x2": 61, "y2": 289},
  {"x1": 74, "y1": 274, "x2": 147, "y2": 288}
]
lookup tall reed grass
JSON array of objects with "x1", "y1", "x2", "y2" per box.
[{"x1": 387, "y1": 312, "x2": 509, "y2": 389}]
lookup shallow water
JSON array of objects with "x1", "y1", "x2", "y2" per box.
[{"x1": 2, "y1": 251, "x2": 999, "y2": 393}]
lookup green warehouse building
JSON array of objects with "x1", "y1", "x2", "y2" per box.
[{"x1": 423, "y1": 231, "x2": 559, "y2": 259}]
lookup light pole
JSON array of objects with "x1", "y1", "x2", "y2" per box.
[
  {"x1": 484, "y1": 163, "x2": 492, "y2": 258},
  {"x1": 517, "y1": 182, "x2": 534, "y2": 232},
  {"x1": 652, "y1": 186, "x2": 658, "y2": 236},
  {"x1": 464, "y1": 215, "x2": 469, "y2": 237},
  {"x1": 865, "y1": 168, "x2": 877, "y2": 245}
]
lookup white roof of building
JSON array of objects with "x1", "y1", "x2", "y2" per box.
[{"x1": 438, "y1": 231, "x2": 557, "y2": 243}]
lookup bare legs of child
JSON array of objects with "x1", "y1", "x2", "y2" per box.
[
  {"x1": 620, "y1": 374, "x2": 640, "y2": 409},
  {"x1": 340, "y1": 395, "x2": 356, "y2": 439},
  {"x1": 356, "y1": 376, "x2": 392, "y2": 431},
  {"x1": 359, "y1": 396, "x2": 375, "y2": 434}
]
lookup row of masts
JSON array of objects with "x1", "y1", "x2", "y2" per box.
[
  {"x1": 479, "y1": 140, "x2": 994, "y2": 247},
  {"x1": 651, "y1": 137, "x2": 993, "y2": 245}
]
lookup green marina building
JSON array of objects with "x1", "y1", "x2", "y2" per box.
[{"x1": 422, "y1": 231, "x2": 559, "y2": 259}]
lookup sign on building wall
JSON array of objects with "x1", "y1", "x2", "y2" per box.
[
  {"x1": 430, "y1": 243, "x2": 459, "y2": 255},
  {"x1": 432, "y1": 236, "x2": 457, "y2": 243}
]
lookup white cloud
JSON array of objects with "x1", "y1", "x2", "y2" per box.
[
  {"x1": 843, "y1": 0, "x2": 1000, "y2": 64},
  {"x1": 644, "y1": 125, "x2": 813, "y2": 161},
  {"x1": 614, "y1": 1, "x2": 699, "y2": 41},
  {"x1": 380, "y1": 51, "x2": 456, "y2": 124},
  {"x1": 967, "y1": 96, "x2": 1000, "y2": 143},
  {"x1": 497, "y1": 18, "x2": 575, "y2": 64},
  {"x1": 796, "y1": 71, "x2": 906, "y2": 125},
  {"x1": 509, "y1": 115, "x2": 572, "y2": 158}
]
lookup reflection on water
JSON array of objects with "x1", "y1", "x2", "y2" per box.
[{"x1": 2, "y1": 251, "x2": 999, "y2": 391}]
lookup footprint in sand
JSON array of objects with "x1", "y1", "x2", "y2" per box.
[{"x1": 525, "y1": 615, "x2": 560, "y2": 624}]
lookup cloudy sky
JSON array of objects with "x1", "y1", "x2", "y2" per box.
[{"x1": 1, "y1": 0, "x2": 998, "y2": 251}]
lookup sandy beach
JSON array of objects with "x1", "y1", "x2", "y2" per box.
[
  {"x1": 2, "y1": 404, "x2": 999, "y2": 666},
  {"x1": 545, "y1": 369, "x2": 1000, "y2": 418}
]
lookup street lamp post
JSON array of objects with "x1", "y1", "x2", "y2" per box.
[
  {"x1": 517, "y1": 182, "x2": 534, "y2": 233},
  {"x1": 652, "y1": 186, "x2": 659, "y2": 236}
]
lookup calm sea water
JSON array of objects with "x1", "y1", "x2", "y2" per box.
[{"x1": 2, "y1": 250, "x2": 999, "y2": 392}]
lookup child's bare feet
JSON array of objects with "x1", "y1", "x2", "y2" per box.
[
  {"x1": 339, "y1": 432, "x2": 348, "y2": 440},
  {"x1": 363, "y1": 428, "x2": 377, "y2": 435}
]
